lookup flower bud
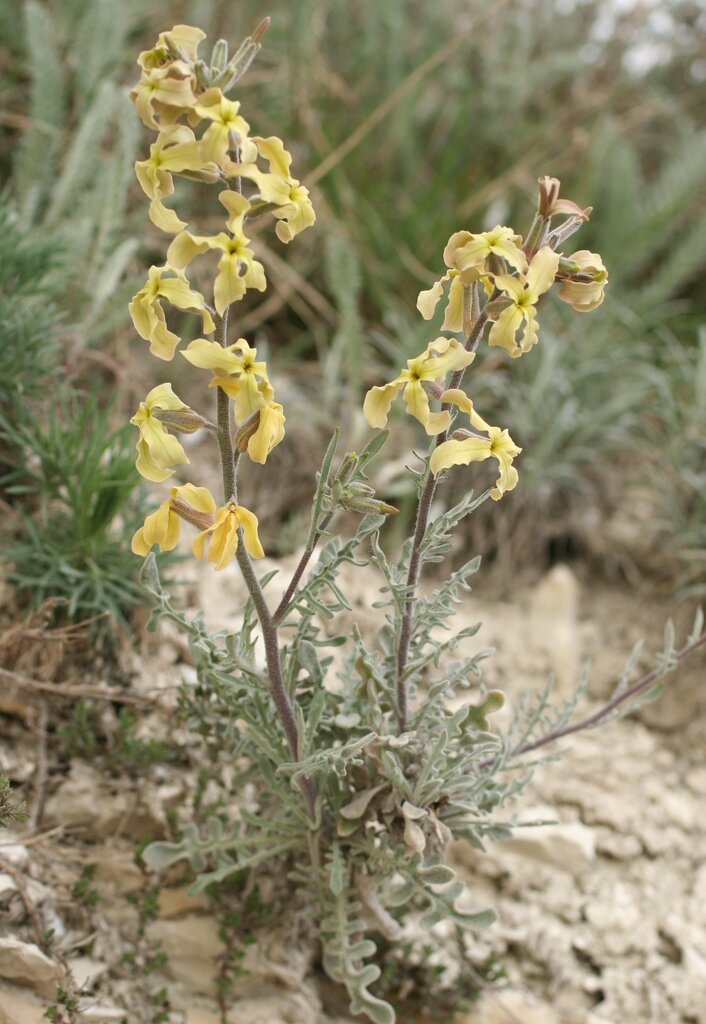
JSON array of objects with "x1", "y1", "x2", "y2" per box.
[
  {"x1": 450, "y1": 428, "x2": 474, "y2": 441},
  {"x1": 153, "y1": 407, "x2": 207, "y2": 434},
  {"x1": 421, "y1": 380, "x2": 445, "y2": 401},
  {"x1": 339, "y1": 495, "x2": 399, "y2": 516},
  {"x1": 537, "y1": 175, "x2": 591, "y2": 221},
  {"x1": 169, "y1": 496, "x2": 215, "y2": 531},
  {"x1": 483, "y1": 296, "x2": 512, "y2": 321},
  {"x1": 215, "y1": 20, "x2": 270, "y2": 92},
  {"x1": 537, "y1": 176, "x2": 561, "y2": 218},
  {"x1": 233, "y1": 410, "x2": 261, "y2": 452},
  {"x1": 210, "y1": 39, "x2": 228, "y2": 74}
]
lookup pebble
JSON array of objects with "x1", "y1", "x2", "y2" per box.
[{"x1": 0, "y1": 936, "x2": 61, "y2": 997}]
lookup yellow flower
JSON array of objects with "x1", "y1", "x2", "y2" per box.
[
  {"x1": 240, "y1": 136, "x2": 315, "y2": 243},
  {"x1": 131, "y1": 483, "x2": 216, "y2": 556},
  {"x1": 193, "y1": 501, "x2": 264, "y2": 570},
  {"x1": 182, "y1": 337, "x2": 271, "y2": 424},
  {"x1": 363, "y1": 338, "x2": 475, "y2": 435},
  {"x1": 130, "y1": 383, "x2": 190, "y2": 482},
  {"x1": 130, "y1": 62, "x2": 198, "y2": 131},
  {"x1": 137, "y1": 25, "x2": 206, "y2": 71},
  {"x1": 167, "y1": 191, "x2": 266, "y2": 315},
  {"x1": 556, "y1": 250, "x2": 608, "y2": 312},
  {"x1": 194, "y1": 88, "x2": 258, "y2": 168},
  {"x1": 488, "y1": 246, "x2": 561, "y2": 357},
  {"x1": 417, "y1": 229, "x2": 508, "y2": 331},
  {"x1": 135, "y1": 126, "x2": 219, "y2": 234},
  {"x1": 129, "y1": 265, "x2": 215, "y2": 361},
  {"x1": 430, "y1": 389, "x2": 521, "y2": 500},
  {"x1": 235, "y1": 402, "x2": 286, "y2": 464}
]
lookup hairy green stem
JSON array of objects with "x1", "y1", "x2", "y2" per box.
[{"x1": 395, "y1": 304, "x2": 491, "y2": 732}]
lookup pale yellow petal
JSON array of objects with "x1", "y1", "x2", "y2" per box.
[
  {"x1": 247, "y1": 403, "x2": 285, "y2": 464},
  {"x1": 176, "y1": 483, "x2": 217, "y2": 514},
  {"x1": 488, "y1": 306, "x2": 524, "y2": 355},
  {"x1": 253, "y1": 135, "x2": 292, "y2": 178},
  {"x1": 149, "y1": 197, "x2": 187, "y2": 234},
  {"x1": 166, "y1": 232, "x2": 212, "y2": 270},
  {"x1": 526, "y1": 246, "x2": 561, "y2": 300},
  {"x1": 416, "y1": 277, "x2": 446, "y2": 321},
  {"x1": 214, "y1": 253, "x2": 247, "y2": 313},
  {"x1": 236, "y1": 506, "x2": 265, "y2": 559},
  {"x1": 183, "y1": 338, "x2": 243, "y2": 373},
  {"x1": 402, "y1": 379, "x2": 431, "y2": 429},
  {"x1": 430, "y1": 436, "x2": 492, "y2": 476},
  {"x1": 441, "y1": 276, "x2": 465, "y2": 333},
  {"x1": 363, "y1": 380, "x2": 403, "y2": 429}
]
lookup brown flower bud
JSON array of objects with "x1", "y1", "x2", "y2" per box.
[
  {"x1": 153, "y1": 408, "x2": 206, "y2": 434},
  {"x1": 169, "y1": 497, "x2": 215, "y2": 531},
  {"x1": 233, "y1": 410, "x2": 261, "y2": 452},
  {"x1": 421, "y1": 380, "x2": 445, "y2": 401},
  {"x1": 450, "y1": 428, "x2": 474, "y2": 441},
  {"x1": 537, "y1": 175, "x2": 591, "y2": 221}
]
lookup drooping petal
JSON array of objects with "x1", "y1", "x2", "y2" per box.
[
  {"x1": 167, "y1": 231, "x2": 217, "y2": 270},
  {"x1": 402, "y1": 379, "x2": 432, "y2": 431},
  {"x1": 177, "y1": 483, "x2": 217, "y2": 514},
  {"x1": 526, "y1": 246, "x2": 561, "y2": 300},
  {"x1": 363, "y1": 379, "x2": 404, "y2": 429},
  {"x1": 422, "y1": 337, "x2": 475, "y2": 378},
  {"x1": 148, "y1": 198, "x2": 187, "y2": 234},
  {"x1": 139, "y1": 418, "x2": 188, "y2": 479},
  {"x1": 416, "y1": 276, "x2": 447, "y2": 321},
  {"x1": 487, "y1": 305, "x2": 525, "y2": 355},
  {"x1": 182, "y1": 338, "x2": 243, "y2": 373},
  {"x1": 131, "y1": 500, "x2": 180, "y2": 555},
  {"x1": 247, "y1": 403, "x2": 285, "y2": 464},
  {"x1": 430, "y1": 436, "x2": 492, "y2": 476},
  {"x1": 236, "y1": 505, "x2": 265, "y2": 559},
  {"x1": 440, "y1": 275, "x2": 465, "y2": 333}
]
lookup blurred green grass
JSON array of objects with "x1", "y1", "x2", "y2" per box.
[{"x1": 0, "y1": 0, "x2": 704, "y2": 601}]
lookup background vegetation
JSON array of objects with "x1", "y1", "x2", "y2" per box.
[{"x1": 0, "y1": 0, "x2": 704, "y2": 633}]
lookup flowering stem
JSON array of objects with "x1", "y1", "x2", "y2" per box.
[
  {"x1": 272, "y1": 514, "x2": 334, "y2": 626},
  {"x1": 214, "y1": 310, "x2": 315, "y2": 819},
  {"x1": 512, "y1": 631, "x2": 706, "y2": 759},
  {"x1": 479, "y1": 630, "x2": 706, "y2": 771},
  {"x1": 395, "y1": 305, "x2": 491, "y2": 732},
  {"x1": 214, "y1": 312, "x2": 236, "y2": 500}
]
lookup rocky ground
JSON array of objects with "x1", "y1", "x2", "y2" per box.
[{"x1": 0, "y1": 554, "x2": 704, "y2": 1024}]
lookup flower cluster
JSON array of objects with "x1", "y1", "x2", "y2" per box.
[
  {"x1": 128, "y1": 23, "x2": 315, "y2": 569},
  {"x1": 364, "y1": 176, "x2": 608, "y2": 499}
]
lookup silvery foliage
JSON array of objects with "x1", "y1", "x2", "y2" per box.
[{"x1": 139, "y1": 431, "x2": 693, "y2": 1024}]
